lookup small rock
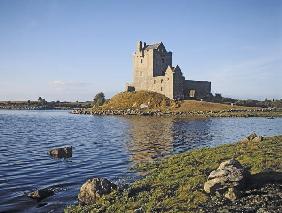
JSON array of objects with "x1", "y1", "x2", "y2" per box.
[
  {"x1": 246, "y1": 133, "x2": 258, "y2": 141},
  {"x1": 140, "y1": 103, "x2": 148, "y2": 109},
  {"x1": 48, "y1": 146, "x2": 72, "y2": 158},
  {"x1": 28, "y1": 188, "x2": 54, "y2": 201},
  {"x1": 257, "y1": 207, "x2": 271, "y2": 213},
  {"x1": 242, "y1": 133, "x2": 263, "y2": 143},
  {"x1": 134, "y1": 207, "x2": 144, "y2": 213},
  {"x1": 218, "y1": 159, "x2": 243, "y2": 170},
  {"x1": 252, "y1": 136, "x2": 263, "y2": 142},
  {"x1": 224, "y1": 187, "x2": 241, "y2": 201},
  {"x1": 78, "y1": 177, "x2": 117, "y2": 205}
]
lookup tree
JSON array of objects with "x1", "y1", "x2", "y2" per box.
[{"x1": 93, "y1": 92, "x2": 105, "y2": 107}]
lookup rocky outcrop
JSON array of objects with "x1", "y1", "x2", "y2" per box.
[
  {"x1": 204, "y1": 159, "x2": 250, "y2": 201},
  {"x1": 245, "y1": 133, "x2": 264, "y2": 142},
  {"x1": 78, "y1": 177, "x2": 117, "y2": 205},
  {"x1": 48, "y1": 146, "x2": 72, "y2": 158},
  {"x1": 27, "y1": 188, "x2": 54, "y2": 201}
]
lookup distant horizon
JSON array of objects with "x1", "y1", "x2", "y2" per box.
[
  {"x1": 0, "y1": 0, "x2": 281, "y2": 101},
  {"x1": 0, "y1": 92, "x2": 281, "y2": 102}
]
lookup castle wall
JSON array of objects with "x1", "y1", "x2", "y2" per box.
[
  {"x1": 133, "y1": 49, "x2": 154, "y2": 91},
  {"x1": 150, "y1": 76, "x2": 170, "y2": 97},
  {"x1": 164, "y1": 72, "x2": 174, "y2": 99},
  {"x1": 184, "y1": 80, "x2": 211, "y2": 98},
  {"x1": 173, "y1": 72, "x2": 185, "y2": 100},
  {"x1": 152, "y1": 48, "x2": 172, "y2": 76}
]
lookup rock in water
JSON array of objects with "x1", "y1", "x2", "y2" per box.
[
  {"x1": 48, "y1": 146, "x2": 72, "y2": 158},
  {"x1": 204, "y1": 159, "x2": 249, "y2": 201},
  {"x1": 78, "y1": 177, "x2": 117, "y2": 205},
  {"x1": 28, "y1": 188, "x2": 54, "y2": 201}
]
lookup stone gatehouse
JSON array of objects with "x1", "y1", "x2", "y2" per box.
[{"x1": 126, "y1": 41, "x2": 211, "y2": 100}]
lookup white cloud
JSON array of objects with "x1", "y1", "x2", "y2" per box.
[{"x1": 49, "y1": 80, "x2": 90, "y2": 89}]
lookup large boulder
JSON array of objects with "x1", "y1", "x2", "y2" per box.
[
  {"x1": 78, "y1": 177, "x2": 117, "y2": 205},
  {"x1": 48, "y1": 146, "x2": 72, "y2": 158},
  {"x1": 204, "y1": 159, "x2": 250, "y2": 201},
  {"x1": 27, "y1": 188, "x2": 54, "y2": 201}
]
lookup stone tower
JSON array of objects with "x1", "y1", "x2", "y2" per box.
[{"x1": 133, "y1": 41, "x2": 172, "y2": 89}]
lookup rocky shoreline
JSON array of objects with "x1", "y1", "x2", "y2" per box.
[
  {"x1": 0, "y1": 106, "x2": 57, "y2": 110},
  {"x1": 71, "y1": 107, "x2": 282, "y2": 118},
  {"x1": 66, "y1": 134, "x2": 282, "y2": 212}
]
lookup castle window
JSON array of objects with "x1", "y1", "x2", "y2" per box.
[
  {"x1": 162, "y1": 58, "x2": 164, "y2": 63},
  {"x1": 167, "y1": 78, "x2": 169, "y2": 80},
  {"x1": 161, "y1": 79, "x2": 163, "y2": 83},
  {"x1": 161, "y1": 87, "x2": 163, "y2": 91},
  {"x1": 154, "y1": 80, "x2": 156, "y2": 84},
  {"x1": 141, "y1": 59, "x2": 143, "y2": 63}
]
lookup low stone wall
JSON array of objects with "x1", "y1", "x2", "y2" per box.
[{"x1": 185, "y1": 80, "x2": 211, "y2": 98}]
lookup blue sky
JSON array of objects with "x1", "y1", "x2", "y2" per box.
[{"x1": 0, "y1": 0, "x2": 281, "y2": 101}]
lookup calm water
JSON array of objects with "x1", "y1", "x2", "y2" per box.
[{"x1": 0, "y1": 110, "x2": 282, "y2": 213}]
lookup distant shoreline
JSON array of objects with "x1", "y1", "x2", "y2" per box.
[
  {"x1": 0, "y1": 100, "x2": 91, "y2": 111},
  {"x1": 0, "y1": 106, "x2": 71, "y2": 110}
]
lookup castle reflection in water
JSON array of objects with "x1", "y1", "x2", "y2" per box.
[{"x1": 125, "y1": 117, "x2": 213, "y2": 164}]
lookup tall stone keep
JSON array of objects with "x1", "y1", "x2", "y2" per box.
[{"x1": 126, "y1": 41, "x2": 211, "y2": 100}]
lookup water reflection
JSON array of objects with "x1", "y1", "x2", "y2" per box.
[
  {"x1": 125, "y1": 117, "x2": 282, "y2": 165},
  {"x1": 126, "y1": 117, "x2": 174, "y2": 163},
  {"x1": 171, "y1": 118, "x2": 213, "y2": 153},
  {"x1": 126, "y1": 117, "x2": 215, "y2": 164}
]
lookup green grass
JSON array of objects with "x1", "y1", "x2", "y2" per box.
[{"x1": 66, "y1": 135, "x2": 282, "y2": 213}]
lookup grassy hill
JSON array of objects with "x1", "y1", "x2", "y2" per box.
[
  {"x1": 100, "y1": 91, "x2": 175, "y2": 110},
  {"x1": 99, "y1": 91, "x2": 253, "y2": 112},
  {"x1": 175, "y1": 100, "x2": 252, "y2": 112}
]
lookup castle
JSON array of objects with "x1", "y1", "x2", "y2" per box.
[{"x1": 126, "y1": 41, "x2": 211, "y2": 100}]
